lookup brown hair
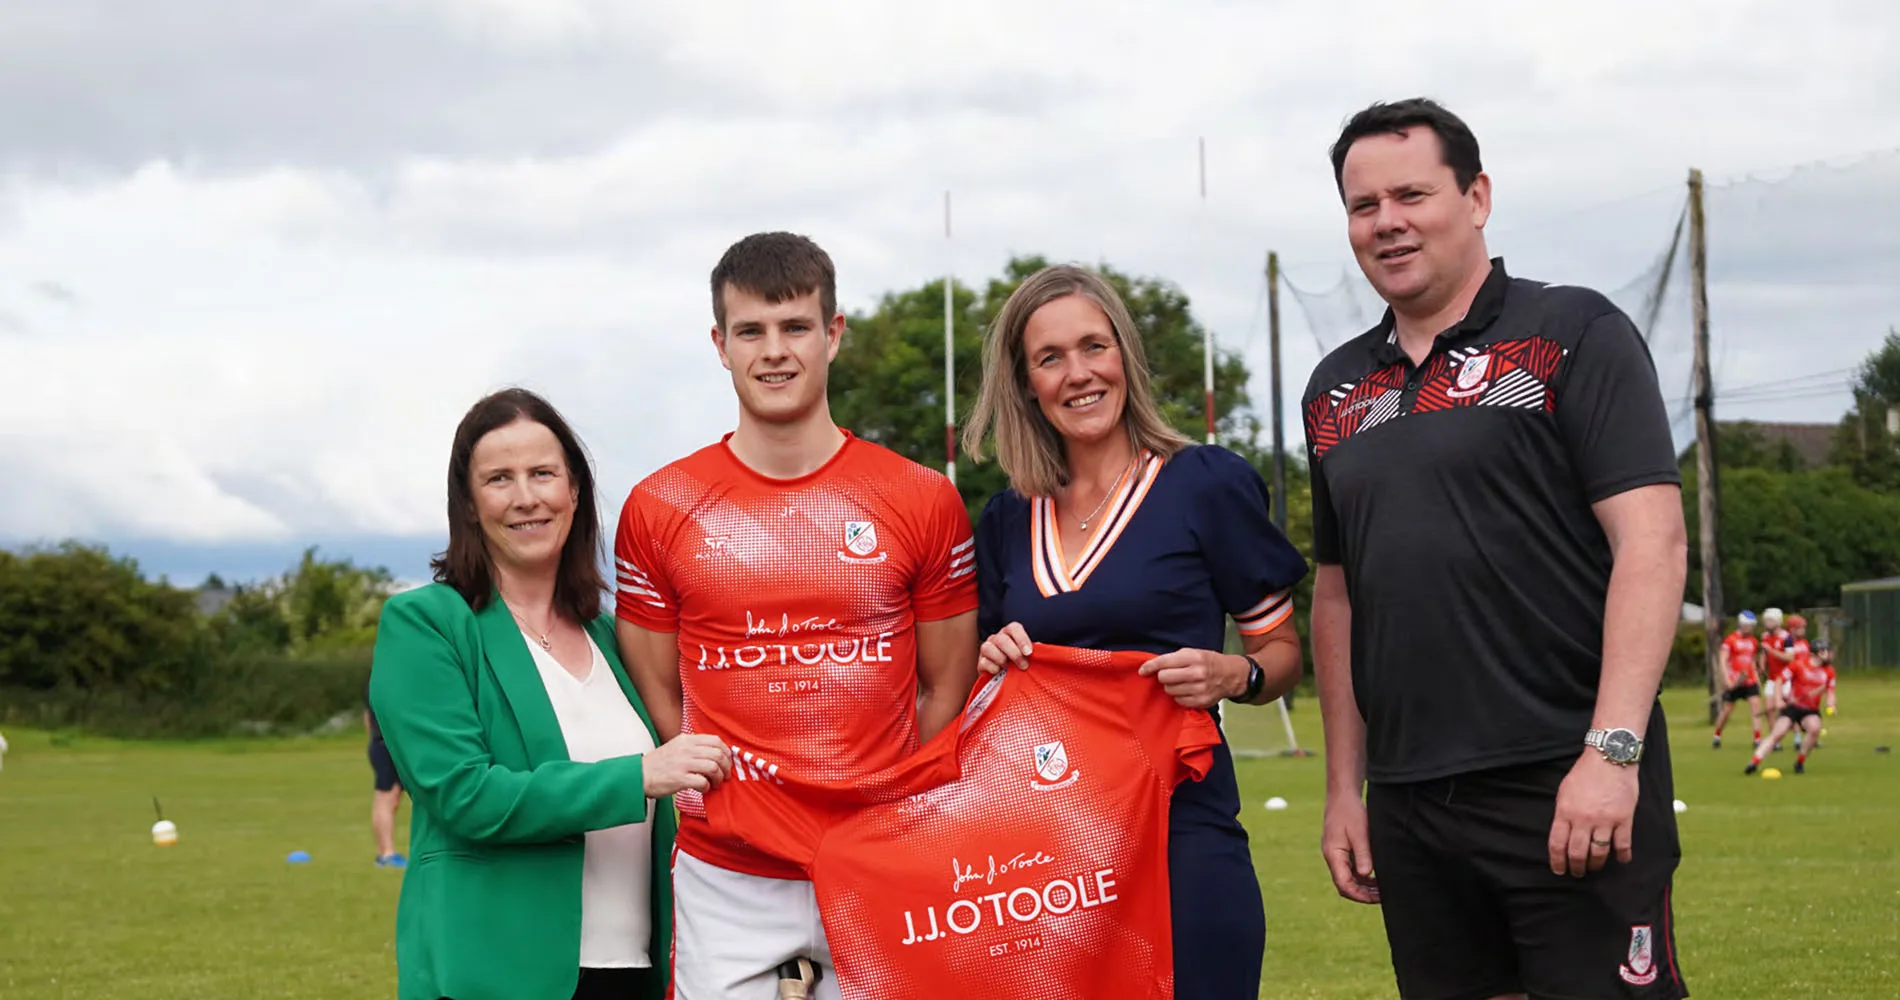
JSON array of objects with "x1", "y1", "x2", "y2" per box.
[
  {"x1": 962, "y1": 264, "x2": 1190, "y2": 497},
  {"x1": 1329, "y1": 97, "x2": 1483, "y2": 196},
  {"x1": 430, "y1": 388, "x2": 605, "y2": 622},
  {"x1": 709, "y1": 231, "x2": 838, "y2": 331}
]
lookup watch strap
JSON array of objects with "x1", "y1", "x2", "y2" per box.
[{"x1": 1231, "y1": 654, "x2": 1266, "y2": 704}]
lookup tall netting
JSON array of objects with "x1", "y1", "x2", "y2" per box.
[{"x1": 1284, "y1": 149, "x2": 1900, "y2": 447}]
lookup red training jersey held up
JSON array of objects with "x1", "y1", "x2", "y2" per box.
[
  {"x1": 705, "y1": 644, "x2": 1222, "y2": 1000},
  {"x1": 613, "y1": 431, "x2": 976, "y2": 879}
]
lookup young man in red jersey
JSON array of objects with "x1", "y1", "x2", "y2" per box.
[
  {"x1": 1712, "y1": 611, "x2": 1764, "y2": 749},
  {"x1": 614, "y1": 232, "x2": 979, "y2": 999},
  {"x1": 1746, "y1": 617, "x2": 1836, "y2": 775}
]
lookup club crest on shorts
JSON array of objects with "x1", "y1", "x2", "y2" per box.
[
  {"x1": 1447, "y1": 353, "x2": 1493, "y2": 398},
  {"x1": 1619, "y1": 924, "x2": 1658, "y2": 985},
  {"x1": 1029, "y1": 740, "x2": 1079, "y2": 791}
]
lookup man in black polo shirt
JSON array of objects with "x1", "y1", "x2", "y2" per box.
[{"x1": 1304, "y1": 98, "x2": 1691, "y2": 1000}]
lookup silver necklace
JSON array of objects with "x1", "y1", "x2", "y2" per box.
[{"x1": 1073, "y1": 455, "x2": 1138, "y2": 532}]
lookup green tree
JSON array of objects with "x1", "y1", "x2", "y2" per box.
[
  {"x1": 1829, "y1": 328, "x2": 1900, "y2": 492},
  {"x1": 1686, "y1": 465, "x2": 1900, "y2": 612},
  {"x1": 281, "y1": 547, "x2": 389, "y2": 649},
  {"x1": 831, "y1": 255, "x2": 1263, "y2": 519},
  {"x1": 201, "y1": 547, "x2": 396, "y2": 655},
  {"x1": 0, "y1": 542, "x2": 206, "y2": 693},
  {"x1": 209, "y1": 584, "x2": 293, "y2": 653},
  {"x1": 1709, "y1": 422, "x2": 1803, "y2": 473}
]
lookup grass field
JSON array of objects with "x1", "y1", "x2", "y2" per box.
[{"x1": 2, "y1": 678, "x2": 1895, "y2": 999}]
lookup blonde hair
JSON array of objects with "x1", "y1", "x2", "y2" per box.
[{"x1": 962, "y1": 264, "x2": 1191, "y2": 498}]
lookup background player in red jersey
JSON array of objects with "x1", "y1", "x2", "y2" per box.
[
  {"x1": 1758, "y1": 607, "x2": 1790, "y2": 714},
  {"x1": 1712, "y1": 610, "x2": 1764, "y2": 749},
  {"x1": 1746, "y1": 624, "x2": 1836, "y2": 776},
  {"x1": 614, "y1": 233, "x2": 979, "y2": 1000},
  {"x1": 1756, "y1": 607, "x2": 1795, "y2": 750}
]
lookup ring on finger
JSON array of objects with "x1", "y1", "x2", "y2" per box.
[{"x1": 1590, "y1": 838, "x2": 1612, "y2": 847}]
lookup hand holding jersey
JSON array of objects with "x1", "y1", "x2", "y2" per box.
[
  {"x1": 984, "y1": 623, "x2": 1275, "y2": 710},
  {"x1": 1135, "y1": 647, "x2": 1257, "y2": 709},
  {"x1": 641, "y1": 734, "x2": 735, "y2": 798},
  {"x1": 978, "y1": 621, "x2": 1034, "y2": 673}
]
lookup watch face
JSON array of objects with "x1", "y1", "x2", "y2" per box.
[{"x1": 1604, "y1": 730, "x2": 1640, "y2": 761}]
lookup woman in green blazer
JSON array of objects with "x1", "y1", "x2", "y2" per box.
[{"x1": 371, "y1": 388, "x2": 733, "y2": 1000}]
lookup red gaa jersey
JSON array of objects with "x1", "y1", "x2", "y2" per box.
[
  {"x1": 1760, "y1": 629, "x2": 1793, "y2": 672},
  {"x1": 614, "y1": 431, "x2": 976, "y2": 878},
  {"x1": 1721, "y1": 631, "x2": 1759, "y2": 686},
  {"x1": 705, "y1": 644, "x2": 1221, "y2": 999},
  {"x1": 1778, "y1": 640, "x2": 1835, "y2": 710}
]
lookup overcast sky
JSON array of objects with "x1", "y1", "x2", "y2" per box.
[{"x1": 4, "y1": 0, "x2": 1897, "y2": 584}]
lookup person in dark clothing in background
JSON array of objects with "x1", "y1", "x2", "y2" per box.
[{"x1": 366, "y1": 682, "x2": 407, "y2": 868}]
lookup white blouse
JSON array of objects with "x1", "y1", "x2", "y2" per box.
[{"x1": 525, "y1": 632, "x2": 659, "y2": 969}]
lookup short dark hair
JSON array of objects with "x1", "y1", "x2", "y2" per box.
[
  {"x1": 1329, "y1": 98, "x2": 1483, "y2": 195},
  {"x1": 709, "y1": 231, "x2": 837, "y2": 331},
  {"x1": 430, "y1": 388, "x2": 605, "y2": 623}
]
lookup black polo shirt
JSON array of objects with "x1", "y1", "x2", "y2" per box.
[{"x1": 1302, "y1": 258, "x2": 1680, "y2": 784}]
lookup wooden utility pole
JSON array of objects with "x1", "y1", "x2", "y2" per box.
[
  {"x1": 1689, "y1": 168, "x2": 1723, "y2": 722},
  {"x1": 1267, "y1": 252, "x2": 1288, "y2": 530}
]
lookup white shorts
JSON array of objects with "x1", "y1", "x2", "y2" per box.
[
  {"x1": 1762, "y1": 680, "x2": 1779, "y2": 698},
  {"x1": 673, "y1": 850, "x2": 842, "y2": 1000}
]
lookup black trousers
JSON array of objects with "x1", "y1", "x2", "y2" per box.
[{"x1": 571, "y1": 967, "x2": 655, "y2": 1000}]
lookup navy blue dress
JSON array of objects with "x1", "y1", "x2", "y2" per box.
[{"x1": 976, "y1": 444, "x2": 1310, "y2": 1000}]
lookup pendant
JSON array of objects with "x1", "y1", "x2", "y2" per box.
[{"x1": 536, "y1": 634, "x2": 552, "y2": 651}]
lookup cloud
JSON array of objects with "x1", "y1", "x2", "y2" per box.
[
  {"x1": 31, "y1": 280, "x2": 79, "y2": 307},
  {"x1": 0, "y1": 1, "x2": 720, "y2": 173},
  {"x1": 1, "y1": 0, "x2": 1898, "y2": 574}
]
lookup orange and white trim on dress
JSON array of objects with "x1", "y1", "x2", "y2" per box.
[{"x1": 1030, "y1": 452, "x2": 1164, "y2": 598}]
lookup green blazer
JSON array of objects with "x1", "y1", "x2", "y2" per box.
[{"x1": 368, "y1": 583, "x2": 676, "y2": 1000}]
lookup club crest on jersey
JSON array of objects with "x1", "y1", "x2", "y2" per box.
[
  {"x1": 837, "y1": 520, "x2": 888, "y2": 563},
  {"x1": 1446, "y1": 353, "x2": 1492, "y2": 398},
  {"x1": 1619, "y1": 924, "x2": 1658, "y2": 985},
  {"x1": 1030, "y1": 740, "x2": 1079, "y2": 791}
]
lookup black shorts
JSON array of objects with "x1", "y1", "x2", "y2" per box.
[
  {"x1": 1780, "y1": 706, "x2": 1819, "y2": 726},
  {"x1": 1722, "y1": 683, "x2": 1760, "y2": 703},
  {"x1": 1366, "y1": 712, "x2": 1686, "y2": 999},
  {"x1": 368, "y1": 739, "x2": 400, "y2": 792}
]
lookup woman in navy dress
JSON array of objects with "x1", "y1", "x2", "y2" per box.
[{"x1": 961, "y1": 264, "x2": 1309, "y2": 999}]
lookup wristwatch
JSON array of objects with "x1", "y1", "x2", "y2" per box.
[
  {"x1": 1229, "y1": 655, "x2": 1266, "y2": 704},
  {"x1": 1584, "y1": 727, "x2": 1645, "y2": 765}
]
